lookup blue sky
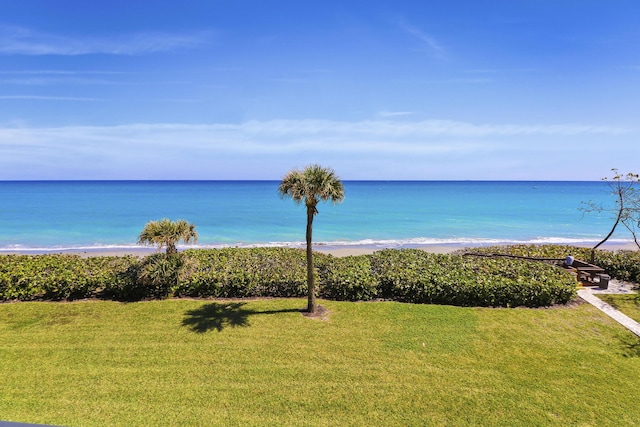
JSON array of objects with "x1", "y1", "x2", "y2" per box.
[{"x1": 0, "y1": 0, "x2": 638, "y2": 180}]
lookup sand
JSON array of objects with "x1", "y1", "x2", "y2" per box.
[{"x1": 1, "y1": 241, "x2": 637, "y2": 258}]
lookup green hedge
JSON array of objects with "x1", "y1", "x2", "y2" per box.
[
  {"x1": 590, "y1": 250, "x2": 640, "y2": 283},
  {"x1": 176, "y1": 248, "x2": 313, "y2": 298},
  {"x1": 462, "y1": 244, "x2": 640, "y2": 283},
  {"x1": 0, "y1": 246, "x2": 586, "y2": 307},
  {"x1": 101, "y1": 253, "x2": 190, "y2": 301},
  {"x1": 317, "y1": 255, "x2": 377, "y2": 301},
  {"x1": 370, "y1": 249, "x2": 576, "y2": 307},
  {"x1": 0, "y1": 254, "x2": 137, "y2": 301}
]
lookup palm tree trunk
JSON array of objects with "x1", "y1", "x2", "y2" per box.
[
  {"x1": 167, "y1": 243, "x2": 178, "y2": 256},
  {"x1": 306, "y1": 205, "x2": 315, "y2": 313}
]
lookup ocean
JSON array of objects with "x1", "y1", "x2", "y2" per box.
[{"x1": 0, "y1": 181, "x2": 627, "y2": 251}]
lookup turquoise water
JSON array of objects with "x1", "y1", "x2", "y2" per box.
[{"x1": 0, "y1": 181, "x2": 626, "y2": 251}]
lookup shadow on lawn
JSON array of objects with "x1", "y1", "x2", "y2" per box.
[
  {"x1": 620, "y1": 333, "x2": 640, "y2": 358},
  {"x1": 182, "y1": 302, "x2": 301, "y2": 333}
]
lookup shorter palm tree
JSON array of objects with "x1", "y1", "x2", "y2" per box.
[{"x1": 138, "y1": 218, "x2": 198, "y2": 255}]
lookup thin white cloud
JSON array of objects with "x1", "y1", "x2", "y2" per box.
[
  {"x1": 0, "y1": 70, "x2": 127, "y2": 75},
  {"x1": 0, "y1": 69, "x2": 192, "y2": 86},
  {"x1": 223, "y1": 119, "x2": 629, "y2": 137},
  {"x1": 0, "y1": 118, "x2": 634, "y2": 179},
  {"x1": 157, "y1": 98, "x2": 203, "y2": 103},
  {"x1": 445, "y1": 78, "x2": 492, "y2": 84},
  {"x1": 377, "y1": 111, "x2": 415, "y2": 117},
  {"x1": 0, "y1": 24, "x2": 211, "y2": 56},
  {"x1": 0, "y1": 95, "x2": 102, "y2": 101},
  {"x1": 0, "y1": 119, "x2": 629, "y2": 151},
  {"x1": 0, "y1": 77, "x2": 130, "y2": 85},
  {"x1": 396, "y1": 20, "x2": 445, "y2": 58},
  {"x1": 463, "y1": 68, "x2": 541, "y2": 74}
]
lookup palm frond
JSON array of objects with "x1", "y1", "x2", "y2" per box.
[
  {"x1": 138, "y1": 218, "x2": 198, "y2": 254},
  {"x1": 278, "y1": 164, "x2": 345, "y2": 208}
]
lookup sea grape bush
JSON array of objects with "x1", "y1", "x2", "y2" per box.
[
  {"x1": 0, "y1": 254, "x2": 137, "y2": 301},
  {"x1": 0, "y1": 246, "x2": 596, "y2": 306},
  {"x1": 463, "y1": 244, "x2": 640, "y2": 283},
  {"x1": 317, "y1": 255, "x2": 377, "y2": 301},
  {"x1": 176, "y1": 248, "x2": 312, "y2": 298},
  {"x1": 592, "y1": 250, "x2": 640, "y2": 283},
  {"x1": 106, "y1": 253, "x2": 192, "y2": 300},
  {"x1": 458, "y1": 244, "x2": 592, "y2": 260},
  {"x1": 370, "y1": 249, "x2": 576, "y2": 307}
]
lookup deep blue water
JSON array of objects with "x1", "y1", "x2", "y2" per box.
[{"x1": 0, "y1": 180, "x2": 627, "y2": 251}]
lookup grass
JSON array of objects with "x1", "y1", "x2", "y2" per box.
[
  {"x1": 1, "y1": 298, "x2": 639, "y2": 426},
  {"x1": 599, "y1": 293, "x2": 640, "y2": 323}
]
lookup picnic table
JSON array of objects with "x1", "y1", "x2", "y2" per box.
[{"x1": 564, "y1": 258, "x2": 610, "y2": 289}]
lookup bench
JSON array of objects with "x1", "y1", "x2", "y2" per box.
[{"x1": 564, "y1": 258, "x2": 610, "y2": 289}]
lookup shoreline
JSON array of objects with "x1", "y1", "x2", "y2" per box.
[{"x1": 0, "y1": 241, "x2": 637, "y2": 258}]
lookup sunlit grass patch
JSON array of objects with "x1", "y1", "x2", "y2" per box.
[{"x1": 0, "y1": 299, "x2": 639, "y2": 426}]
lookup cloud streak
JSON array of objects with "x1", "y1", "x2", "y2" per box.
[
  {"x1": 377, "y1": 111, "x2": 415, "y2": 118},
  {"x1": 199, "y1": 119, "x2": 628, "y2": 138},
  {"x1": 0, "y1": 118, "x2": 629, "y2": 149},
  {"x1": 396, "y1": 20, "x2": 445, "y2": 58},
  {"x1": 0, "y1": 95, "x2": 102, "y2": 101},
  {"x1": 0, "y1": 118, "x2": 634, "y2": 180},
  {"x1": 0, "y1": 118, "x2": 633, "y2": 138},
  {"x1": 0, "y1": 70, "x2": 128, "y2": 75},
  {"x1": 0, "y1": 25, "x2": 210, "y2": 55}
]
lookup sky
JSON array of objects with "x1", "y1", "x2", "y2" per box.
[{"x1": 0, "y1": 0, "x2": 639, "y2": 180}]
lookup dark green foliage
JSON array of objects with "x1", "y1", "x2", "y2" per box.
[
  {"x1": 591, "y1": 250, "x2": 640, "y2": 283},
  {"x1": 464, "y1": 244, "x2": 640, "y2": 283},
  {"x1": 0, "y1": 246, "x2": 587, "y2": 307},
  {"x1": 458, "y1": 244, "x2": 591, "y2": 260},
  {"x1": 0, "y1": 254, "x2": 137, "y2": 301},
  {"x1": 138, "y1": 253, "x2": 189, "y2": 298},
  {"x1": 370, "y1": 249, "x2": 576, "y2": 307},
  {"x1": 177, "y1": 248, "x2": 312, "y2": 298},
  {"x1": 99, "y1": 260, "x2": 142, "y2": 301},
  {"x1": 317, "y1": 255, "x2": 377, "y2": 301},
  {"x1": 103, "y1": 253, "x2": 191, "y2": 300}
]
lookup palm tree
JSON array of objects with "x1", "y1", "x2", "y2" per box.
[
  {"x1": 279, "y1": 164, "x2": 345, "y2": 313},
  {"x1": 138, "y1": 218, "x2": 198, "y2": 255}
]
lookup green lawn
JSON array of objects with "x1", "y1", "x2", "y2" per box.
[{"x1": 1, "y1": 298, "x2": 639, "y2": 426}]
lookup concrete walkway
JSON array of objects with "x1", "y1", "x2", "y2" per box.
[{"x1": 577, "y1": 280, "x2": 640, "y2": 338}]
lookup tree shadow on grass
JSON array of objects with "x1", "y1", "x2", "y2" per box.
[
  {"x1": 182, "y1": 302, "x2": 302, "y2": 333},
  {"x1": 620, "y1": 333, "x2": 640, "y2": 358}
]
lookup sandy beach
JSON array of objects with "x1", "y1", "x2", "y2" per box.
[
  {"x1": 1, "y1": 241, "x2": 637, "y2": 258},
  {"x1": 314, "y1": 241, "x2": 639, "y2": 256}
]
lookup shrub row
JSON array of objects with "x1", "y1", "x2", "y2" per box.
[
  {"x1": 462, "y1": 244, "x2": 640, "y2": 283},
  {"x1": 370, "y1": 249, "x2": 576, "y2": 307},
  {"x1": 176, "y1": 247, "x2": 314, "y2": 298},
  {"x1": 0, "y1": 247, "x2": 582, "y2": 307},
  {"x1": 0, "y1": 249, "x2": 315, "y2": 302},
  {"x1": 0, "y1": 254, "x2": 136, "y2": 301},
  {"x1": 317, "y1": 255, "x2": 377, "y2": 301}
]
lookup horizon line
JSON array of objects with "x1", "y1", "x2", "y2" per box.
[{"x1": 0, "y1": 179, "x2": 608, "y2": 183}]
